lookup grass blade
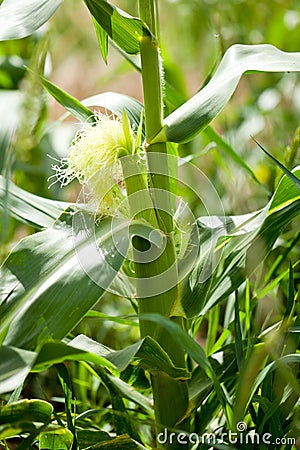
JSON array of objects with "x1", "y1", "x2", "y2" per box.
[{"x1": 152, "y1": 45, "x2": 300, "y2": 144}]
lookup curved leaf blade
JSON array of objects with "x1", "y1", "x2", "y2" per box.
[
  {"x1": 182, "y1": 167, "x2": 300, "y2": 317},
  {"x1": 84, "y1": 0, "x2": 151, "y2": 55},
  {"x1": 152, "y1": 45, "x2": 300, "y2": 144},
  {"x1": 0, "y1": 0, "x2": 62, "y2": 41},
  {"x1": 139, "y1": 313, "x2": 230, "y2": 419},
  {"x1": 253, "y1": 138, "x2": 300, "y2": 190},
  {"x1": 87, "y1": 435, "x2": 148, "y2": 449},
  {"x1": 93, "y1": 16, "x2": 108, "y2": 63},
  {"x1": 33, "y1": 342, "x2": 116, "y2": 373},
  {"x1": 204, "y1": 126, "x2": 265, "y2": 189}
]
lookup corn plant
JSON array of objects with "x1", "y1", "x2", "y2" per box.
[{"x1": 0, "y1": 1, "x2": 300, "y2": 449}]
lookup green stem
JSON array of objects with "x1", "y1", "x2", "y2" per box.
[
  {"x1": 136, "y1": 1, "x2": 190, "y2": 448},
  {"x1": 121, "y1": 155, "x2": 158, "y2": 227}
]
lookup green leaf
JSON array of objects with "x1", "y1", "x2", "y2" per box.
[
  {"x1": 0, "y1": 175, "x2": 71, "y2": 229},
  {"x1": 188, "y1": 367, "x2": 212, "y2": 411},
  {"x1": 0, "y1": 398, "x2": 53, "y2": 424},
  {"x1": 204, "y1": 126, "x2": 265, "y2": 189},
  {"x1": 0, "y1": 347, "x2": 36, "y2": 394},
  {"x1": 0, "y1": 399, "x2": 53, "y2": 439},
  {"x1": 77, "y1": 430, "x2": 111, "y2": 448},
  {"x1": 41, "y1": 76, "x2": 144, "y2": 134},
  {"x1": 94, "y1": 366, "x2": 142, "y2": 442},
  {"x1": 33, "y1": 342, "x2": 116, "y2": 373},
  {"x1": 69, "y1": 334, "x2": 189, "y2": 380},
  {"x1": 182, "y1": 167, "x2": 300, "y2": 317},
  {"x1": 56, "y1": 364, "x2": 76, "y2": 443},
  {"x1": 0, "y1": 0, "x2": 63, "y2": 41},
  {"x1": 92, "y1": 16, "x2": 109, "y2": 63},
  {"x1": 39, "y1": 425, "x2": 74, "y2": 450},
  {"x1": 88, "y1": 434, "x2": 148, "y2": 449},
  {"x1": 139, "y1": 313, "x2": 230, "y2": 420},
  {"x1": 103, "y1": 375, "x2": 152, "y2": 415},
  {"x1": 82, "y1": 92, "x2": 144, "y2": 134},
  {"x1": 234, "y1": 352, "x2": 300, "y2": 425},
  {"x1": 84, "y1": 310, "x2": 139, "y2": 327},
  {"x1": 84, "y1": 0, "x2": 151, "y2": 55},
  {"x1": 0, "y1": 211, "x2": 157, "y2": 351},
  {"x1": 0, "y1": 215, "x2": 129, "y2": 350},
  {"x1": 41, "y1": 75, "x2": 95, "y2": 124},
  {"x1": 253, "y1": 137, "x2": 300, "y2": 190},
  {"x1": 151, "y1": 44, "x2": 300, "y2": 143}
]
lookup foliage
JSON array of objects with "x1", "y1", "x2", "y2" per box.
[{"x1": 0, "y1": 1, "x2": 299, "y2": 450}]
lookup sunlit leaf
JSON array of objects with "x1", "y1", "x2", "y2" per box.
[
  {"x1": 0, "y1": 209, "x2": 158, "y2": 351},
  {"x1": 84, "y1": 0, "x2": 151, "y2": 55},
  {"x1": 93, "y1": 16, "x2": 109, "y2": 63},
  {"x1": 152, "y1": 45, "x2": 300, "y2": 143},
  {"x1": 0, "y1": 0, "x2": 62, "y2": 41},
  {"x1": 33, "y1": 341, "x2": 114, "y2": 373},
  {"x1": 88, "y1": 434, "x2": 148, "y2": 449},
  {"x1": 0, "y1": 216, "x2": 129, "y2": 350},
  {"x1": 39, "y1": 425, "x2": 74, "y2": 450}
]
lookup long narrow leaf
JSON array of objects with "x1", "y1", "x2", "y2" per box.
[
  {"x1": 41, "y1": 75, "x2": 95, "y2": 124},
  {"x1": 0, "y1": 0, "x2": 62, "y2": 41},
  {"x1": 182, "y1": 167, "x2": 300, "y2": 317},
  {"x1": 93, "y1": 16, "x2": 108, "y2": 63},
  {"x1": 253, "y1": 138, "x2": 300, "y2": 190},
  {"x1": 204, "y1": 126, "x2": 265, "y2": 189},
  {"x1": 0, "y1": 175, "x2": 71, "y2": 229}
]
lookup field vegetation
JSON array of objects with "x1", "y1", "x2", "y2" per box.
[{"x1": 0, "y1": 1, "x2": 299, "y2": 449}]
